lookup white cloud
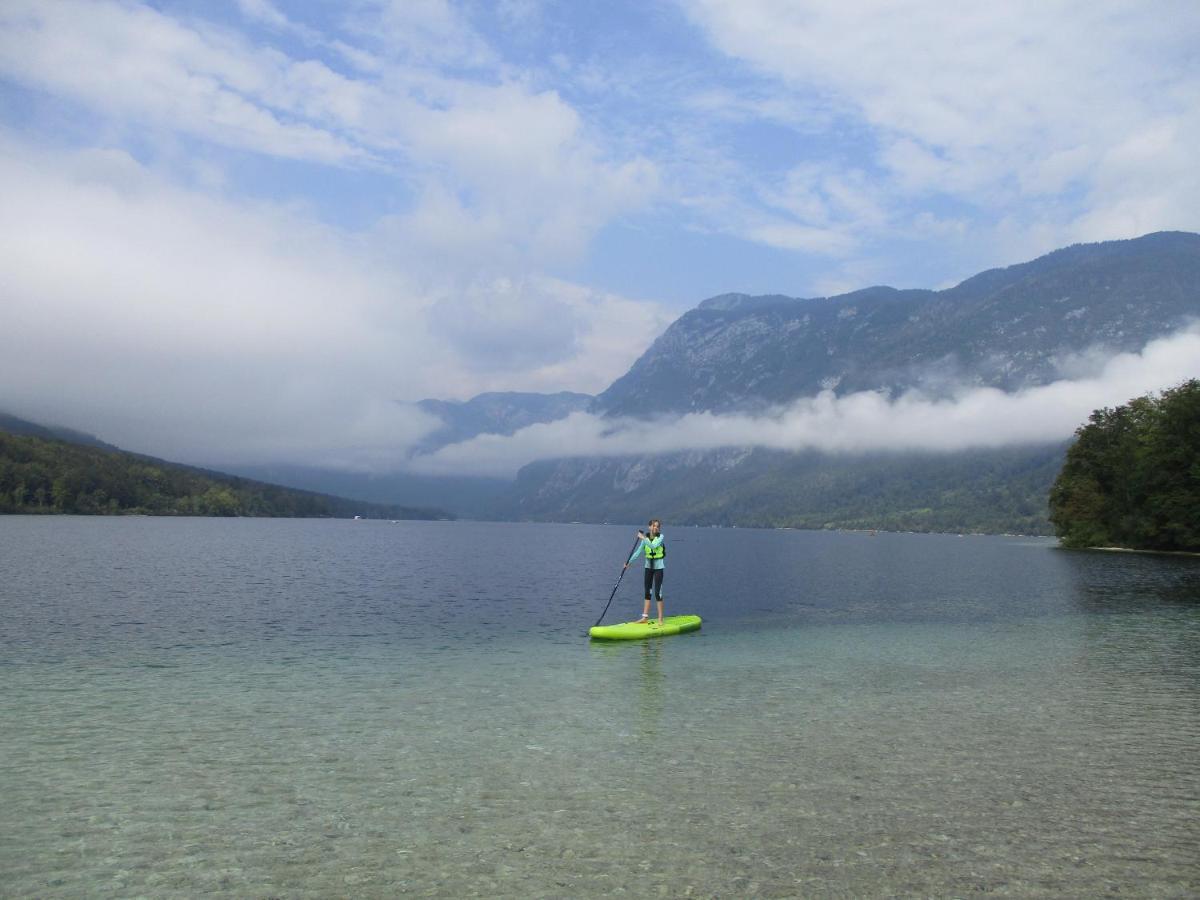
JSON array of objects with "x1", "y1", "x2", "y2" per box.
[
  {"x1": 0, "y1": 0, "x2": 658, "y2": 269},
  {"x1": 0, "y1": 1, "x2": 679, "y2": 472},
  {"x1": 680, "y1": 0, "x2": 1200, "y2": 262},
  {"x1": 425, "y1": 274, "x2": 672, "y2": 381},
  {"x1": 494, "y1": 277, "x2": 676, "y2": 394},
  {"x1": 745, "y1": 222, "x2": 854, "y2": 256},
  {"x1": 0, "y1": 138, "x2": 666, "y2": 467},
  {"x1": 343, "y1": 0, "x2": 495, "y2": 68},
  {"x1": 0, "y1": 139, "x2": 437, "y2": 464},
  {"x1": 0, "y1": 0, "x2": 371, "y2": 165},
  {"x1": 408, "y1": 326, "x2": 1200, "y2": 477},
  {"x1": 235, "y1": 0, "x2": 293, "y2": 32},
  {"x1": 392, "y1": 80, "x2": 660, "y2": 263}
]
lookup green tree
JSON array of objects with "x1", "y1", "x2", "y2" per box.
[{"x1": 1050, "y1": 379, "x2": 1200, "y2": 551}]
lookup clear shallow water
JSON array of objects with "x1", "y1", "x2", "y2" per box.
[{"x1": 1, "y1": 518, "x2": 1197, "y2": 897}]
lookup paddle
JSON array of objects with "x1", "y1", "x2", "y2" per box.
[{"x1": 592, "y1": 536, "x2": 643, "y2": 628}]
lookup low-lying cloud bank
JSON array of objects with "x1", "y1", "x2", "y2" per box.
[
  {"x1": 407, "y1": 326, "x2": 1200, "y2": 478},
  {"x1": 0, "y1": 138, "x2": 671, "y2": 468}
]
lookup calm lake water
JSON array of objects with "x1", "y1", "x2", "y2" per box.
[{"x1": 1, "y1": 517, "x2": 1197, "y2": 897}]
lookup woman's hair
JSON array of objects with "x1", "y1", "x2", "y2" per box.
[{"x1": 648, "y1": 518, "x2": 661, "y2": 528}]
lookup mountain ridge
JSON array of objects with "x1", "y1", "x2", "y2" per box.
[
  {"x1": 593, "y1": 230, "x2": 1200, "y2": 417},
  {"x1": 494, "y1": 230, "x2": 1200, "y2": 531},
  {"x1": 0, "y1": 412, "x2": 123, "y2": 453}
]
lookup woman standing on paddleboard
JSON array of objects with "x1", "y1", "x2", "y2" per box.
[{"x1": 625, "y1": 519, "x2": 665, "y2": 626}]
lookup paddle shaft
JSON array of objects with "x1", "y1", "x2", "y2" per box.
[{"x1": 592, "y1": 536, "x2": 643, "y2": 628}]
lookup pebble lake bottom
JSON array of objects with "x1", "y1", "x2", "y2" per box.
[{"x1": 0, "y1": 518, "x2": 1197, "y2": 897}]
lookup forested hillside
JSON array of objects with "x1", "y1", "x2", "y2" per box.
[
  {"x1": 510, "y1": 444, "x2": 1065, "y2": 535},
  {"x1": 0, "y1": 432, "x2": 445, "y2": 519}
]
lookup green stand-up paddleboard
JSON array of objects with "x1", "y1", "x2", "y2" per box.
[{"x1": 589, "y1": 615, "x2": 701, "y2": 641}]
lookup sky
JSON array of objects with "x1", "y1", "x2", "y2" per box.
[{"x1": 0, "y1": 1, "x2": 1198, "y2": 473}]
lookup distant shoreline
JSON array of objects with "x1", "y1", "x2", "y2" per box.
[
  {"x1": 1088, "y1": 545, "x2": 1200, "y2": 558},
  {"x1": 0, "y1": 511, "x2": 445, "y2": 521}
]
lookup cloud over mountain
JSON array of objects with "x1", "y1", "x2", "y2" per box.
[
  {"x1": 0, "y1": 139, "x2": 667, "y2": 467},
  {"x1": 409, "y1": 326, "x2": 1200, "y2": 477},
  {"x1": 0, "y1": 1, "x2": 1195, "y2": 471}
]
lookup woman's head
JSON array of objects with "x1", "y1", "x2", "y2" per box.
[{"x1": 648, "y1": 518, "x2": 661, "y2": 534}]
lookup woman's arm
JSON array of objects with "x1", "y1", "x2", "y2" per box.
[{"x1": 627, "y1": 537, "x2": 647, "y2": 566}]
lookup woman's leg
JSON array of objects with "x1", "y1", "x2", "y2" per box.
[
  {"x1": 653, "y1": 569, "x2": 664, "y2": 624},
  {"x1": 639, "y1": 568, "x2": 652, "y2": 621}
]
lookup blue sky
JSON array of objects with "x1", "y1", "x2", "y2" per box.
[{"x1": 0, "y1": 0, "x2": 1197, "y2": 469}]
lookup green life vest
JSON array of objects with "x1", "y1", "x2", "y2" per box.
[{"x1": 645, "y1": 538, "x2": 664, "y2": 562}]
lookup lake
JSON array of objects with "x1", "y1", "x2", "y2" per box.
[{"x1": 1, "y1": 517, "x2": 1197, "y2": 897}]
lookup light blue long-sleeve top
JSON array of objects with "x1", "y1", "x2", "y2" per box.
[{"x1": 628, "y1": 534, "x2": 665, "y2": 570}]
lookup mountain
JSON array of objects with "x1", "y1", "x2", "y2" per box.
[
  {"x1": 594, "y1": 231, "x2": 1200, "y2": 417},
  {"x1": 0, "y1": 414, "x2": 448, "y2": 519},
  {"x1": 0, "y1": 412, "x2": 123, "y2": 452},
  {"x1": 496, "y1": 231, "x2": 1200, "y2": 531},
  {"x1": 415, "y1": 391, "x2": 592, "y2": 452},
  {"x1": 11, "y1": 232, "x2": 1196, "y2": 532},
  {"x1": 505, "y1": 444, "x2": 1068, "y2": 535}
]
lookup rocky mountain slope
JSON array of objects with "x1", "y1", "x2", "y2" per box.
[
  {"x1": 496, "y1": 232, "x2": 1200, "y2": 531},
  {"x1": 594, "y1": 231, "x2": 1200, "y2": 416}
]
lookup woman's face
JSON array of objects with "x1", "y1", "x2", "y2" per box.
[{"x1": 648, "y1": 521, "x2": 660, "y2": 535}]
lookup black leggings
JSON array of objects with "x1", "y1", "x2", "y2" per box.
[{"x1": 643, "y1": 567, "x2": 664, "y2": 602}]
